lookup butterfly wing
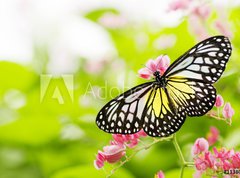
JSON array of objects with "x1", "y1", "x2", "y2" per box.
[
  {"x1": 166, "y1": 78, "x2": 216, "y2": 116},
  {"x1": 163, "y1": 36, "x2": 231, "y2": 116},
  {"x1": 142, "y1": 36, "x2": 231, "y2": 137},
  {"x1": 142, "y1": 86, "x2": 186, "y2": 137},
  {"x1": 96, "y1": 82, "x2": 154, "y2": 134},
  {"x1": 163, "y1": 36, "x2": 232, "y2": 83},
  {"x1": 96, "y1": 36, "x2": 232, "y2": 137}
]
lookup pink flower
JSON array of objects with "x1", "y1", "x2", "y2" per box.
[
  {"x1": 194, "y1": 152, "x2": 215, "y2": 171},
  {"x1": 136, "y1": 129, "x2": 148, "y2": 137},
  {"x1": 188, "y1": 15, "x2": 209, "y2": 40},
  {"x1": 138, "y1": 68, "x2": 152, "y2": 80},
  {"x1": 222, "y1": 160, "x2": 232, "y2": 170},
  {"x1": 155, "y1": 170, "x2": 165, "y2": 178},
  {"x1": 192, "y1": 138, "x2": 209, "y2": 156},
  {"x1": 94, "y1": 145, "x2": 126, "y2": 169},
  {"x1": 94, "y1": 151, "x2": 106, "y2": 169},
  {"x1": 222, "y1": 102, "x2": 234, "y2": 119},
  {"x1": 112, "y1": 129, "x2": 147, "y2": 148},
  {"x1": 213, "y1": 147, "x2": 234, "y2": 161},
  {"x1": 215, "y1": 95, "x2": 224, "y2": 107},
  {"x1": 232, "y1": 152, "x2": 240, "y2": 168},
  {"x1": 138, "y1": 55, "x2": 170, "y2": 80},
  {"x1": 204, "y1": 151, "x2": 215, "y2": 169},
  {"x1": 193, "y1": 146, "x2": 240, "y2": 177},
  {"x1": 168, "y1": 0, "x2": 190, "y2": 11},
  {"x1": 206, "y1": 126, "x2": 219, "y2": 146},
  {"x1": 194, "y1": 156, "x2": 208, "y2": 171},
  {"x1": 102, "y1": 145, "x2": 126, "y2": 163},
  {"x1": 191, "y1": 4, "x2": 211, "y2": 20},
  {"x1": 214, "y1": 20, "x2": 232, "y2": 38}
]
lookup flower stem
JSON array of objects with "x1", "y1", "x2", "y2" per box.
[
  {"x1": 107, "y1": 136, "x2": 173, "y2": 177},
  {"x1": 180, "y1": 166, "x2": 185, "y2": 178},
  {"x1": 172, "y1": 134, "x2": 194, "y2": 178},
  {"x1": 172, "y1": 134, "x2": 185, "y2": 165}
]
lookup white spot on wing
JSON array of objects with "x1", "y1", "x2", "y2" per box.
[
  {"x1": 194, "y1": 57, "x2": 204, "y2": 64},
  {"x1": 187, "y1": 64, "x2": 200, "y2": 71}
]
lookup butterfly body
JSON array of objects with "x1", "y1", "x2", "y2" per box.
[
  {"x1": 153, "y1": 71, "x2": 166, "y2": 87},
  {"x1": 96, "y1": 36, "x2": 232, "y2": 137}
]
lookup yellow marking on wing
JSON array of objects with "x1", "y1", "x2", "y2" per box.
[
  {"x1": 152, "y1": 89, "x2": 161, "y2": 117},
  {"x1": 168, "y1": 81, "x2": 195, "y2": 94},
  {"x1": 161, "y1": 88, "x2": 170, "y2": 112},
  {"x1": 145, "y1": 88, "x2": 171, "y2": 118},
  {"x1": 168, "y1": 86, "x2": 187, "y2": 105},
  {"x1": 167, "y1": 80, "x2": 196, "y2": 108}
]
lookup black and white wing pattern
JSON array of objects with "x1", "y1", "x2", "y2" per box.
[
  {"x1": 141, "y1": 36, "x2": 231, "y2": 137},
  {"x1": 96, "y1": 82, "x2": 153, "y2": 134},
  {"x1": 163, "y1": 36, "x2": 232, "y2": 83},
  {"x1": 96, "y1": 35, "x2": 232, "y2": 137},
  {"x1": 141, "y1": 85, "x2": 186, "y2": 137},
  {"x1": 162, "y1": 35, "x2": 231, "y2": 117}
]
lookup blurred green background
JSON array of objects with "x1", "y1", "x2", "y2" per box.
[{"x1": 0, "y1": 0, "x2": 239, "y2": 178}]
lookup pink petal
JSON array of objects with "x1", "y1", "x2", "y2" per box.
[
  {"x1": 138, "y1": 68, "x2": 151, "y2": 79},
  {"x1": 97, "y1": 151, "x2": 106, "y2": 162},
  {"x1": 189, "y1": 16, "x2": 209, "y2": 40},
  {"x1": 112, "y1": 134, "x2": 125, "y2": 145},
  {"x1": 215, "y1": 94, "x2": 224, "y2": 107},
  {"x1": 232, "y1": 152, "x2": 240, "y2": 168},
  {"x1": 206, "y1": 126, "x2": 219, "y2": 146},
  {"x1": 222, "y1": 102, "x2": 234, "y2": 119},
  {"x1": 155, "y1": 55, "x2": 170, "y2": 75},
  {"x1": 194, "y1": 157, "x2": 208, "y2": 171},
  {"x1": 136, "y1": 129, "x2": 148, "y2": 137},
  {"x1": 204, "y1": 151, "x2": 215, "y2": 168},
  {"x1": 127, "y1": 139, "x2": 138, "y2": 148},
  {"x1": 192, "y1": 138, "x2": 209, "y2": 155},
  {"x1": 168, "y1": 0, "x2": 190, "y2": 11},
  {"x1": 192, "y1": 5, "x2": 211, "y2": 20},
  {"x1": 155, "y1": 170, "x2": 165, "y2": 178},
  {"x1": 215, "y1": 20, "x2": 232, "y2": 38},
  {"x1": 94, "y1": 159, "x2": 104, "y2": 170},
  {"x1": 102, "y1": 145, "x2": 126, "y2": 163},
  {"x1": 146, "y1": 59, "x2": 157, "y2": 72}
]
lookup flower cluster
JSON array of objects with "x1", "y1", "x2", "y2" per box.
[
  {"x1": 169, "y1": 0, "x2": 211, "y2": 20},
  {"x1": 138, "y1": 55, "x2": 170, "y2": 80},
  {"x1": 168, "y1": 0, "x2": 232, "y2": 40},
  {"x1": 192, "y1": 138, "x2": 240, "y2": 177},
  {"x1": 94, "y1": 55, "x2": 236, "y2": 178},
  {"x1": 212, "y1": 94, "x2": 235, "y2": 125},
  {"x1": 94, "y1": 130, "x2": 147, "y2": 169}
]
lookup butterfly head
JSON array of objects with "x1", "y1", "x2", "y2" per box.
[
  {"x1": 153, "y1": 71, "x2": 161, "y2": 78},
  {"x1": 153, "y1": 70, "x2": 166, "y2": 86}
]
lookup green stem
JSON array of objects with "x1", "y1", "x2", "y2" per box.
[
  {"x1": 180, "y1": 166, "x2": 185, "y2": 178},
  {"x1": 107, "y1": 136, "x2": 173, "y2": 178},
  {"x1": 172, "y1": 134, "x2": 185, "y2": 165},
  {"x1": 172, "y1": 134, "x2": 194, "y2": 178}
]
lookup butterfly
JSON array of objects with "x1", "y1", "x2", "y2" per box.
[{"x1": 96, "y1": 36, "x2": 232, "y2": 137}]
